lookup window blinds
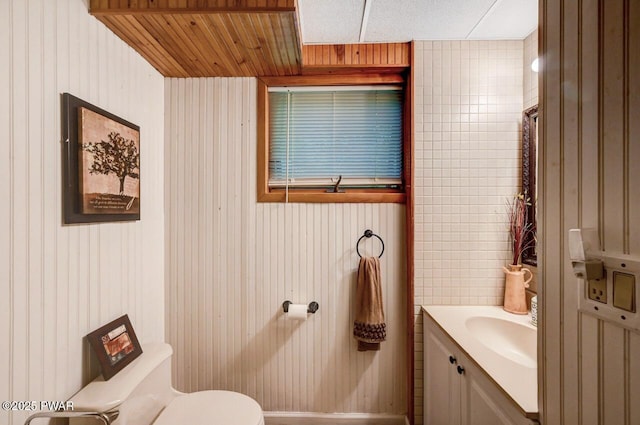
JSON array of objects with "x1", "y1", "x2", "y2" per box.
[{"x1": 268, "y1": 86, "x2": 403, "y2": 188}]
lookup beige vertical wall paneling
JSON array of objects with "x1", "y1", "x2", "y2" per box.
[
  {"x1": 601, "y1": 0, "x2": 626, "y2": 253},
  {"x1": 629, "y1": 0, "x2": 640, "y2": 257},
  {"x1": 560, "y1": 0, "x2": 581, "y2": 421},
  {"x1": 29, "y1": 0, "x2": 44, "y2": 402},
  {"x1": 579, "y1": 0, "x2": 601, "y2": 421},
  {"x1": 43, "y1": 0, "x2": 61, "y2": 398},
  {"x1": 600, "y1": 2, "x2": 627, "y2": 423},
  {"x1": 412, "y1": 40, "x2": 525, "y2": 425},
  {"x1": 540, "y1": 0, "x2": 640, "y2": 424},
  {"x1": 539, "y1": 0, "x2": 562, "y2": 421},
  {"x1": 602, "y1": 323, "x2": 625, "y2": 424},
  {"x1": 164, "y1": 78, "x2": 407, "y2": 415},
  {"x1": 630, "y1": 332, "x2": 640, "y2": 424},
  {"x1": 11, "y1": 0, "x2": 28, "y2": 413},
  {"x1": 1, "y1": 1, "x2": 166, "y2": 424},
  {"x1": 1, "y1": 0, "x2": 12, "y2": 417},
  {"x1": 579, "y1": 315, "x2": 599, "y2": 425},
  {"x1": 629, "y1": 2, "x2": 640, "y2": 422},
  {"x1": 580, "y1": 0, "x2": 600, "y2": 255}
]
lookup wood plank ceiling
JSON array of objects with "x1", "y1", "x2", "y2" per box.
[
  {"x1": 89, "y1": 0, "x2": 410, "y2": 77},
  {"x1": 301, "y1": 43, "x2": 410, "y2": 74},
  {"x1": 89, "y1": 0, "x2": 302, "y2": 77}
]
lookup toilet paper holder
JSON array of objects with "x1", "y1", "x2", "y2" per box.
[{"x1": 282, "y1": 300, "x2": 319, "y2": 314}]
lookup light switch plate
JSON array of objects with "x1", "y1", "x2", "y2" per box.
[
  {"x1": 578, "y1": 252, "x2": 640, "y2": 333},
  {"x1": 613, "y1": 272, "x2": 636, "y2": 312}
]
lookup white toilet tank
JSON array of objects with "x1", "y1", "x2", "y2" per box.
[
  {"x1": 70, "y1": 343, "x2": 179, "y2": 425},
  {"x1": 69, "y1": 342, "x2": 263, "y2": 425}
]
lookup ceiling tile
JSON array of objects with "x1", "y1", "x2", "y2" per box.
[
  {"x1": 298, "y1": 0, "x2": 365, "y2": 44},
  {"x1": 298, "y1": 0, "x2": 539, "y2": 44},
  {"x1": 363, "y1": 0, "x2": 496, "y2": 41},
  {"x1": 468, "y1": 0, "x2": 538, "y2": 39}
]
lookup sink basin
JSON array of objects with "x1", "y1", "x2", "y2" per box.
[{"x1": 465, "y1": 316, "x2": 537, "y2": 368}]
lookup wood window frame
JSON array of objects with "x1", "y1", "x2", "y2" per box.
[{"x1": 257, "y1": 74, "x2": 411, "y2": 203}]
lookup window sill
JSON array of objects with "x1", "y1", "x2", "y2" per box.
[{"x1": 257, "y1": 189, "x2": 406, "y2": 203}]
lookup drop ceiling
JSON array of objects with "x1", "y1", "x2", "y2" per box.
[{"x1": 298, "y1": 0, "x2": 539, "y2": 44}]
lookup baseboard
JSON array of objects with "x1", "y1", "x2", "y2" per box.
[{"x1": 264, "y1": 411, "x2": 407, "y2": 425}]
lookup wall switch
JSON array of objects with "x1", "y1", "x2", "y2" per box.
[
  {"x1": 588, "y1": 277, "x2": 607, "y2": 303},
  {"x1": 613, "y1": 272, "x2": 636, "y2": 312},
  {"x1": 578, "y1": 253, "x2": 640, "y2": 332}
]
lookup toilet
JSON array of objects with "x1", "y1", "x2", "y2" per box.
[{"x1": 66, "y1": 343, "x2": 264, "y2": 425}]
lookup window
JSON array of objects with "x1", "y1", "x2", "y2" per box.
[
  {"x1": 269, "y1": 86, "x2": 403, "y2": 188},
  {"x1": 258, "y1": 76, "x2": 409, "y2": 203}
]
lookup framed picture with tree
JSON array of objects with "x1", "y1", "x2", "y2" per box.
[{"x1": 62, "y1": 93, "x2": 141, "y2": 223}]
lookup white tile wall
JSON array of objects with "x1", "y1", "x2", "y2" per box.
[
  {"x1": 524, "y1": 30, "x2": 539, "y2": 109},
  {"x1": 413, "y1": 40, "x2": 524, "y2": 307},
  {"x1": 412, "y1": 40, "x2": 524, "y2": 424}
]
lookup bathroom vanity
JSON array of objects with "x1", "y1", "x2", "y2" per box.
[{"x1": 422, "y1": 306, "x2": 539, "y2": 425}]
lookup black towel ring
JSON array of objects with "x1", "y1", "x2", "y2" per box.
[{"x1": 356, "y1": 229, "x2": 385, "y2": 258}]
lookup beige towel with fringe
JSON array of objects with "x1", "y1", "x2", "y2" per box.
[{"x1": 353, "y1": 256, "x2": 386, "y2": 351}]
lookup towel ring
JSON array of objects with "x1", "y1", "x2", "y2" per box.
[{"x1": 356, "y1": 229, "x2": 385, "y2": 258}]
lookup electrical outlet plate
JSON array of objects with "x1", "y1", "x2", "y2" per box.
[
  {"x1": 578, "y1": 252, "x2": 640, "y2": 333},
  {"x1": 587, "y1": 278, "x2": 607, "y2": 303}
]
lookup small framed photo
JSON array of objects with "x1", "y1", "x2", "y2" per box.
[
  {"x1": 87, "y1": 314, "x2": 143, "y2": 380},
  {"x1": 62, "y1": 93, "x2": 141, "y2": 223}
]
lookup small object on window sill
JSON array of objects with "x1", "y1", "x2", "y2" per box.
[{"x1": 326, "y1": 175, "x2": 345, "y2": 193}]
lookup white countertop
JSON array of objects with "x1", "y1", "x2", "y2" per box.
[{"x1": 422, "y1": 305, "x2": 539, "y2": 416}]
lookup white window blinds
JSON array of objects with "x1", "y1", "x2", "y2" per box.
[{"x1": 268, "y1": 86, "x2": 403, "y2": 188}]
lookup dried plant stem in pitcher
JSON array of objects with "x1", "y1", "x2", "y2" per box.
[{"x1": 507, "y1": 193, "x2": 535, "y2": 266}]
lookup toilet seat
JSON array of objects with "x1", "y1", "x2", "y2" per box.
[{"x1": 153, "y1": 390, "x2": 264, "y2": 425}]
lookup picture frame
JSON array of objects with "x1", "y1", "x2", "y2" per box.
[
  {"x1": 62, "y1": 93, "x2": 141, "y2": 224},
  {"x1": 521, "y1": 104, "x2": 538, "y2": 266},
  {"x1": 86, "y1": 314, "x2": 143, "y2": 380}
]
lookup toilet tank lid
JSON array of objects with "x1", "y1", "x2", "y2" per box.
[{"x1": 69, "y1": 342, "x2": 172, "y2": 412}]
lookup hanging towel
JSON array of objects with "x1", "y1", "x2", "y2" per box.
[{"x1": 353, "y1": 256, "x2": 386, "y2": 351}]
